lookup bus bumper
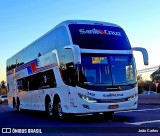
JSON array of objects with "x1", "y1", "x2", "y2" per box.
[{"x1": 66, "y1": 97, "x2": 138, "y2": 114}]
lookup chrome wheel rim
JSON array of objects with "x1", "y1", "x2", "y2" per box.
[
  {"x1": 48, "y1": 102, "x2": 53, "y2": 116},
  {"x1": 57, "y1": 102, "x2": 63, "y2": 117},
  {"x1": 17, "y1": 105, "x2": 21, "y2": 111}
]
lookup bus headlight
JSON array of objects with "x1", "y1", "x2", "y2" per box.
[
  {"x1": 78, "y1": 93, "x2": 97, "y2": 103},
  {"x1": 128, "y1": 93, "x2": 138, "y2": 101}
]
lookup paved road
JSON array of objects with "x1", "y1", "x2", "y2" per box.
[{"x1": 0, "y1": 104, "x2": 160, "y2": 136}]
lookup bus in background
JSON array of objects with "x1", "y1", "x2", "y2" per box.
[{"x1": 6, "y1": 20, "x2": 148, "y2": 118}]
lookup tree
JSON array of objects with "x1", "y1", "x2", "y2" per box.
[
  {"x1": 137, "y1": 74, "x2": 143, "y2": 83},
  {"x1": 0, "y1": 81, "x2": 6, "y2": 89},
  {"x1": 143, "y1": 80, "x2": 152, "y2": 91},
  {"x1": 0, "y1": 81, "x2": 7, "y2": 95},
  {"x1": 137, "y1": 74, "x2": 144, "y2": 94},
  {"x1": 150, "y1": 68, "x2": 160, "y2": 81}
]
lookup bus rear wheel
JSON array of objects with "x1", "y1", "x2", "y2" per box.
[
  {"x1": 53, "y1": 98, "x2": 64, "y2": 119},
  {"x1": 46, "y1": 101, "x2": 53, "y2": 117},
  {"x1": 13, "y1": 98, "x2": 16, "y2": 108},
  {"x1": 57, "y1": 102, "x2": 63, "y2": 117},
  {"x1": 16, "y1": 98, "x2": 21, "y2": 112}
]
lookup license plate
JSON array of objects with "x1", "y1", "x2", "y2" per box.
[{"x1": 108, "y1": 105, "x2": 119, "y2": 109}]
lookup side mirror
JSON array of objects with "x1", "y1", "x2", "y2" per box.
[
  {"x1": 52, "y1": 49, "x2": 59, "y2": 65},
  {"x1": 132, "y1": 47, "x2": 149, "y2": 65},
  {"x1": 64, "y1": 44, "x2": 81, "y2": 64}
]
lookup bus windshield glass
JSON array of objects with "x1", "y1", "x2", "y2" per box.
[
  {"x1": 76, "y1": 54, "x2": 136, "y2": 86},
  {"x1": 69, "y1": 24, "x2": 131, "y2": 50}
]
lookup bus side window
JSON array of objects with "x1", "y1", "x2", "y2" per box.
[
  {"x1": 44, "y1": 70, "x2": 57, "y2": 88},
  {"x1": 60, "y1": 63, "x2": 77, "y2": 86},
  {"x1": 37, "y1": 69, "x2": 57, "y2": 89},
  {"x1": 17, "y1": 79, "x2": 23, "y2": 92},
  {"x1": 16, "y1": 69, "x2": 57, "y2": 91}
]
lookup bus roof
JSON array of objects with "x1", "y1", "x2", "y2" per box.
[
  {"x1": 56, "y1": 20, "x2": 120, "y2": 28},
  {"x1": 7, "y1": 20, "x2": 121, "y2": 62}
]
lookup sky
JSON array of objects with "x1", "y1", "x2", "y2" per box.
[{"x1": 0, "y1": 0, "x2": 160, "y2": 82}]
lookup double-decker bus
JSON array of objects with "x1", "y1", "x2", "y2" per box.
[{"x1": 6, "y1": 20, "x2": 148, "y2": 118}]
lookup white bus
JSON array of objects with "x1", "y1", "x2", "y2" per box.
[{"x1": 7, "y1": 20, "x2": 148, "y2": 118}]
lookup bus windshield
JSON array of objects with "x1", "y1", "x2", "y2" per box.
[
  {"x1": 76, "y1": 54, "x2": 136, "y2": 86},
  {"x1": 69, "y1": 24, "x2": 131, "y2": 50}
]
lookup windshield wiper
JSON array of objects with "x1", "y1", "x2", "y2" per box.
[
  {"x1": 92, "y1": 83, "x2": 112, "y2": 86},
  {"x1": 127, "y1": 83, "x2": 137, "y2": 87}
]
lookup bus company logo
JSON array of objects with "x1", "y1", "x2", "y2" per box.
[
  {"x1": 103, "y1": 93, "x2": 123, "y2": 97},
  {"x1": 27, "y1": 61, "x2": 38, "y2": 75},
  {"x1": 79, "y1": 28, "x2": 121, "y2": 36}
]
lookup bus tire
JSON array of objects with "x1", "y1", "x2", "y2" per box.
[
  {"x1": 13, "y1": 98, "x2": 16, "y2": 108},
  {"x1": 16, "y1": 97, "x2": 21, "y2": 112},
  {"x1": 53, "y1": 97, "x2": 64, "y2": 119},
  {"x1": 45, "y1": 98, "x2": 53, "y2": 117}
]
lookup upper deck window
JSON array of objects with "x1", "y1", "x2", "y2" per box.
[{"x1": 69, "y1": 24, "x2": 131, "y2": 50}]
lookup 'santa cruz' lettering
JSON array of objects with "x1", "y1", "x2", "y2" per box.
[{"x1": 79, "y1": 28, "x2": 121, "y2": 36}]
